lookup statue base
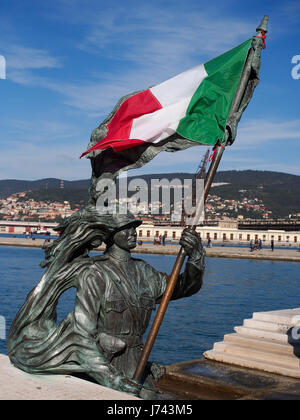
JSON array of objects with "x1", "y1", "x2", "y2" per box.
[
  {"x1": 158, "y1": 358, "x2": 300, "y2": 400},
  {"x1": 0, "y1": 354, "x2": 140, "y2": 400}
]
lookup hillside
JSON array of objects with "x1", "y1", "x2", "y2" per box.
[
  {"x1": 0, "y1": 178, "x2": 90, "y2": 199},
  {"x1": 1, "y1": 170, "x2": 300, "y2": 219},
  {"x1": 211, "y1": 170, "x2": 300, "y2": 218}
]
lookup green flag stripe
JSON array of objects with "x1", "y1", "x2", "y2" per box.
[{"x1": 176, "y1": 38, "x2": 252, "y2": 146}]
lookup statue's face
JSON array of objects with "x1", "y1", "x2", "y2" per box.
[{"x1": 113, "y1": 226, "x2": 137, "y2": 251}]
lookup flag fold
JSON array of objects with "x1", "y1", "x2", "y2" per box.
[{"x1": 81, "y1": 38, "x2": 252, "y2": 159}]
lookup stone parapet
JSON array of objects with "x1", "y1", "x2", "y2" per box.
[
  {"x1": 0, "y1": 354, "x2": 140, "y2": 400},
  {"x1": 204, "y1": 308, "x2": 300, "y2": 379}
]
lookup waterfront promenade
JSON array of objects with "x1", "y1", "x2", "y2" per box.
[
  {"x1": 1, "y1": 237, "x2": 300, "y2": 262},
  {"x1": 0, "y1": 354, "x2": 140, "y2": 400}
]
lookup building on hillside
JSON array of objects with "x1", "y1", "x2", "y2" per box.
[
  {"x1": 136, "y1": 224, "x2": 300, "y2": 245},
  {"x1": 0, "y1": 220, "x2": 299, "y2": 245}
]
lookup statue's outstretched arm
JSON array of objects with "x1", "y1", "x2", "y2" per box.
[{"x1": 170, "y1": 229, "x2": 205, "y2": 300}]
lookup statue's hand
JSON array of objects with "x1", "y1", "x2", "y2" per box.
[
  {"x1": 179, "y1": 228, "x2": 205, "y2": 262},
  {"x1": 150, "y1": 361, "x2": 166, "y2": 381},
  {"x1": 119, "y1": 377, "x2": 142, "y2": 397}
]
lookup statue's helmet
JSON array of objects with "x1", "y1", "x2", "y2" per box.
[
  {"x1": 41, "y1": 205, "x2": 142, "y2": 268},
  {"x1": 109, "y1": 211, "x2": 142, "y2": 232},
  {"x1": 55, "y1": 203, "x2": 142, "y2": 236}
]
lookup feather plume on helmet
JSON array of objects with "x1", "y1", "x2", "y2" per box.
[{"x1": 40, "y1": 203, "x2": 142, "y2": 268}]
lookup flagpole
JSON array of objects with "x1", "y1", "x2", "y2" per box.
[{"x1": 133, "y1": 16, "x2": 269, "y2": 384}]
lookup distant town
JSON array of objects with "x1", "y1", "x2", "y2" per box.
[
  {"x1": 0, "y1": 188, "x2": 292, "y2": 224},
  {"x1": 1, "y1": 170, "x2": 299, "y2": 223},
  {"x1": 0, "y1": 192, "x2": 76, "y2": 223},
  {"x1": 1, "y1": 187, "x2": 300, "y2": 246}
]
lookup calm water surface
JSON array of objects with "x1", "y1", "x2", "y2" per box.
[{"x1": 0, "y1": 246, "x2": 299, "y2": 365}]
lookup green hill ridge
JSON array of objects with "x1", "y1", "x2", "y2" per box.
[{"x1": 1, "y1": 170, "x2": 299, "y2": 219}]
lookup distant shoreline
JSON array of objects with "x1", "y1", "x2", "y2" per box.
[{"x1": 0, "y1": 237, "x2": 299, "y2": 263}]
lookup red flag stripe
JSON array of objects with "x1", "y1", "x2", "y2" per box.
[{"x1": 81, "y1": 89, "x2": 162, "y2": 157}]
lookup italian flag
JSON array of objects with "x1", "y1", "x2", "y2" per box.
[{"x1": 81, "y1": 39, "x2": 252, "y2": 158}]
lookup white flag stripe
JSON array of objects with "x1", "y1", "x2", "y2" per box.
[
  {"x1": 130, "y1": 64, "x2": 208, "y2": 143},
  {"x1": 150, "y1": 64, "x2": 207, "y2": 107},
  {"x1": 130, "y1": 97, "x2": 191, "y2": 143}
]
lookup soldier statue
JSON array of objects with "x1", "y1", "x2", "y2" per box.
[
  {"x1": 7, "y1": 13, "x2": 270, "y2": 399},
  {"x1": 8, "y1": 205, "x2": 205, "y2": 399}
]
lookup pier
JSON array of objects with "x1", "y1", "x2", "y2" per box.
[
  {"x1": 0, "y1": 354, "x2": 140, "y2": 400},
  {"x1": 1, "y1": 236, "x2": 299, "y2": 262},
  {"x1": 158, "y1": 309, "x2": 300, "y2": 400},
  {"x1": 2, "y1": 309, "x2": 300, "y2": 400},
  {"x1": 1, "y1": 220, "x2": 300, "y2": 246}
]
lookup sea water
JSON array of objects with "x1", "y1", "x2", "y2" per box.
[{"x1": 0, "y1": 246, "x2": 299, "y2": 365}]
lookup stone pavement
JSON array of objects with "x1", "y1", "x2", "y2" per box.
[
  {"x1": 134, "y1": 244, "x2": 300, "y2": 262},
  {"x1": 1, "y1": 237, "x2": 300, "y2": 262},
  {"x1": 157, "y1": 308, "x2": 300, "y2": 400},
  {"x1": 204, "y1": 245, "x2": 300, "y2": 262},
  {"x1": 204, "y1": 308, "x2": 300, "y2": 379},
  {"x1": 0, "y1": 354, "x2": 140, "y2": 400}
]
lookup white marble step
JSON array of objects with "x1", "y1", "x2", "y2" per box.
[
  {"x1": 223, "y1": 333, "x2": 298, "y2": 355},
  {"x1": 243, "y1": 318, "x2": 292, "y2": 334},
  {"x1": 212, "y1": 341, "x2": 299, "y2": 368},
  {"x1": 234, "y1": 326, "x2": 289, "y2": 343},
  {"x1": 253, "y1": 309, "x2": 300, "y2": 325},
  {"x1": 204, "y1": 350, "x2": 300, "y2": 379}
]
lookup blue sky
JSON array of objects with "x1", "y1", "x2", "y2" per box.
[{"x1": 0, "y1": 0, "x2": 299, "y2": 180}]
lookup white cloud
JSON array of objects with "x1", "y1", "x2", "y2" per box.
[
  {"x1": 0, "y1": 35, "x2": 62, "y2": 84},
  {"x1": 2, "y1": 118, "x2": 79, "y2": 144},
  {"x1": 6, "y1": 45, "x2": 61, "y2": 70},
  {"x1": 1, "y1": 2, "x2": 297, "y2": 179},
  {"x1": 127, "y1": 117, "x2": 300, "y2": 177},
  {"x1": 1, "y1": 116, "x2": 300, "y2": 179},
  {"x1": 0, "y1": 115, "x2": 92, "y2": 179},
  {"x1": 234, "y1": 119, "x2": 300, "y2": 149},
  {"x1": 0, "y1": 140, "x2": 90, "y2": 180},
  {"x1": 79, "y1": 6, "x2": 254, "y2": 72},
  {"x1": 3, "y1": 4, "x2": 256, "y2": 116}
]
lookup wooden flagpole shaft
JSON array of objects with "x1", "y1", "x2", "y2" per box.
[
  {"x1": 133, "y1": 16, "x2": 268, "y2": 384},
  {"x1": 133, "y1": 144, "x2": 224, "y2": 383}
]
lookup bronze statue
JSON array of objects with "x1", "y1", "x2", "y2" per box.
[
  {"x1": 7, "y1": 205, "x2": 205, "y2": 398},
  {"x1": 7, "y1": 15, "x2": 268, "y2": 399}
]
